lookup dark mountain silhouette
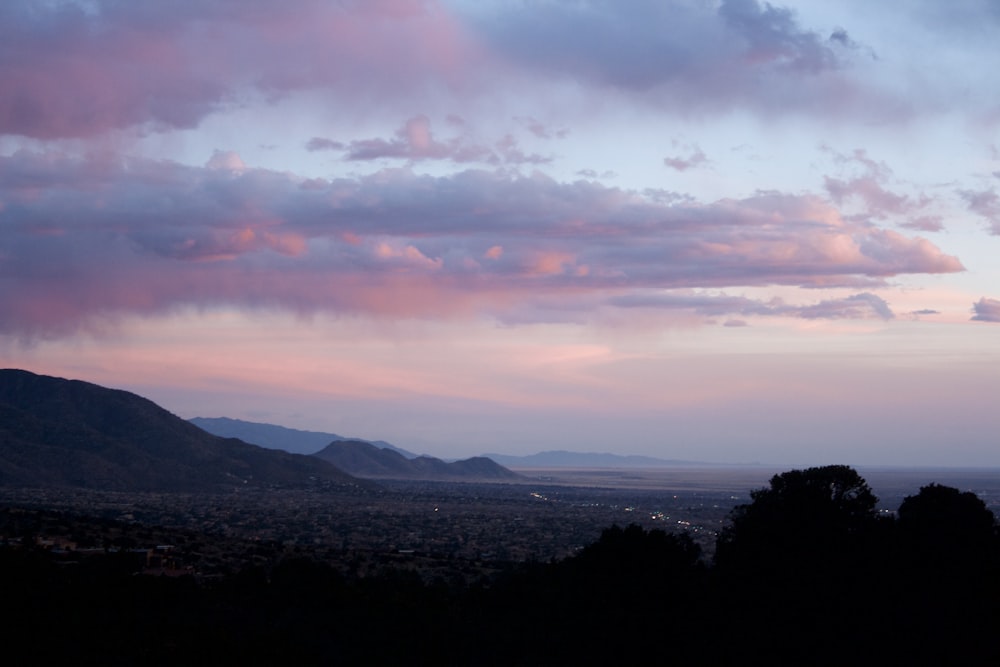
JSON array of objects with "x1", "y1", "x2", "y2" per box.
[
  {"x1": 190, "y1": 416, "x2": 416, "y2": 458},
  {"x1": 0, "y1": 369, "x2": 365, "y2": 492},
  {"x1": 314, "y1": 440, "x2": 521, "y2": 481},
  {"x1": 484, "y1": 450, "x2": 718, "y2": 468}
]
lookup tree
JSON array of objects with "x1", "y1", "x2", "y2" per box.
[
  {"x1": 575, "y1": 523, "x2": 702, "y2": 575},
  {"x1": 711, "y1": 466, "x2": 885, "y2": 663},
  {"x1": 715, "y1": 464, "x2": 879, "y2": 571},
  {"x1": 896, "y1": 483, "x2": 997, "y2": 567}
]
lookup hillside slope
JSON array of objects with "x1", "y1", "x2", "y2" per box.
[{"x1": 0, "y1": 369, "x2": 364, "y2": 492}]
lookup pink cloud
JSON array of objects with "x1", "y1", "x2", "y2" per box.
[
  {"x1": 1, "y1": 0, "x2": 966, "y2": 148},
  {"x1": 0, "y1": 0, "x2": 482, "y2": 139},
  {"x1": 823, "y1": 149, "x2": 941, "y2": 229},
  {"x1": 0, "y1": 151, "x2": 965, "y2": 336},
  {"x1": 526, "y1": 252, "x2": 576, "y2": 277},
  {"x1": 206, "y1": 151, "x2": 247, "y2": 173},
  {"x1": 0, "y1": 0, "x2": 985, "y2": 146},
  {"x1": 664, "y1": 145, "x2": 708, "y2": 172}
]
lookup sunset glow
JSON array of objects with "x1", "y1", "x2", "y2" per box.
[{"x1": 2, "y1": 0, "x2": 998, "y2": 465}]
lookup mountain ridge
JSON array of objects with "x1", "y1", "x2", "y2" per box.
[
  {"x1": 314, "y1": 440, "x2": 521, "y2": 481},
  {"x1": 0, "y1": 369, "x2": 366, "y2": 492},
  {"x1": 190, "y1": 416, "x2": 416, "y2": 458}
]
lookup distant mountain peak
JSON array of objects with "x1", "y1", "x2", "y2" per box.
[{"x1": 314, "y1": 440, "x2": 521, "y2": 481}]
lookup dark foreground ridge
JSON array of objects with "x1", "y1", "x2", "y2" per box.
[{"x1": 0, "y1": 368, "x2": 365, "y2": 492}]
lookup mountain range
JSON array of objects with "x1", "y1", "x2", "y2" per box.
[
  {"x1": 0, "y1": 369, "x2": 519, "y2": 490},
  {"x1": 0, "y1": 369, "x2": 364, "y2": 492},
  {"x1": 313, "y1": 440, "x2": 521, "y2": 481},
  {"x1": 189, "y1": 416, "x2": 416, "y2": 458},
  {"x1": 191, "y1": 417, "x2": 518, "y2": 481},
  {"x1": 191, "y1": 417, "x2": 715, "y2": 471},
  {"x1": 0, "y1": 368, "x2": 722, "y2": 494}
]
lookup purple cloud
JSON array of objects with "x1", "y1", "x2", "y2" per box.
[
  {"x1": 343, "y1": 116, "x2": 549, "y2": 165},
  {"x1": 0, "y1": 0, "x2": 980, "y2": 145},
  {"x1": 306, "y1": 137, "x2": 345, "y2": 152},
  {"x1": 609, "y1": 291, "x2": 895, "y2": 321},
  {"x1": 0, "y1": 151, "x2": 963, "y2": 336},
  {"x1": 514, "y1": 116, "x2": 568, "y2": 140},
  {"x1": 899, "y1": 215, "x2": 944, "y2": 233},
  {"x1": 960, "y1": 189, "x2": 1000, "y2": 234},
  {"x1": 467, "y1": 0, "x2": 890, "y2": 119},
  {"x1": 798, "y1": 293, "x2": 894, "y2": 320},
  {"x1": 664, "y1": 145, "x2": 708, "y2": 172},
  {"x1": 823, "y1": 149, "x2": 941, "y2": 230},
  {"x1": 971, "y1": 297, "x2": 1000, "y2": 322}
]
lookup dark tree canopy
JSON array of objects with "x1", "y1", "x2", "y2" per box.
[
  {"x1": 576, "y1": 523, "x2": 702, "y2": 572},
  {"x1": 898, "y1": 483, "x2": 995, "y2": 537},
  {"x1": 715, "y1": 464, "x2": 879, "y2": 570},
  {"x1": 897, "y1": 483, "x2": 997, "y2": 567}
]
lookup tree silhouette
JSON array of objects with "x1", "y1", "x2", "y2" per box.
[
  {"x1": 897, "y1": 483, "x2": 996, "y2": 560},
  {"x1": 881, "y1": 485, "x2": 1000, "y2": 663},
  {"x1": 715, "y1": 464, "x2": 879, "y2": 572}
]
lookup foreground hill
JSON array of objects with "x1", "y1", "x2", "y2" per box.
[
  {"x1": 0, "y1": 369, "x2": 365, "y2": 492},
  {"x1": 314, "y1": 440, "x2": 521, "y2": 481},
  {"x1": 190, "y1": 416, "x2": 416, "y2": 458}
]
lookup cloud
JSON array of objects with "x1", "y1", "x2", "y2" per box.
[
  {"x1": 343, "y1": 115, "x2": 549, "y2": 165},
  {"x1": 823, "y1": 149, "x2": 940, "y2": 229},
  {"x1": 664, "y1": 144, "x2": 708, "y2": 172},
  {"x1": 0, "y1": 151, "x2": 963, "y2": 336},
  {"x1": 960, "y1": 189, "x2": 1000, "y2": 234},
  {"x1": 971, "y1": 297, "x2": 1000, "y2": 322},
  {"x1": 514, "y1": 116, "x2": 568, "y2": 140},
  {"x1": 899, "y1": 215, "x2": 944, "y2": 233},
  {"x1": 0, "y1": 0, "x2": 481, "y2": 139},
  {"x1": 206, "y1": 150, "x2": 246, "y2": 173},
  {"x1": 798, "y1": 292, "x2": 894, "y2": 320},
  {"x1": 465, "y1": 0, "x2": 896, "y2": 119},
  {"x1": 609, "y1": 291, "x2": 895, "y2": 321},
  {"x1": 306, "y1": 137, "x2": 345, "y2": 152},
  {"x1": 476, "y1": 0, "x2": 839, "y2": 84},
  {"x1": 0, "y1": 0, "x2": 985, "y2": 144}
]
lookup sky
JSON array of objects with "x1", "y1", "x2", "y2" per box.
[{"x1": 1, "y1": 0, "x2": 999, "y2": 467}]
